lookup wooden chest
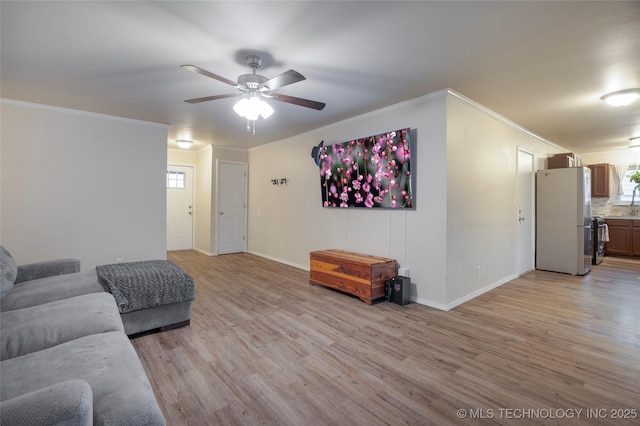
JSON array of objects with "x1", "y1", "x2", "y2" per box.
[{"x1": 309, "y1": 249, "x2": 397, "y2": 304}]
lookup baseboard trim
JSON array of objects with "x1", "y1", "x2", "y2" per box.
[
  {"x1": 247, "y1": 251, "x2": 516, "y2": 312},
  {"x1": 247, "y1": 250, "x2": 308, "y2": 271},
  {"x1": 445, "y1": 274, "x2": 518, "y2": 310},
  {"x1": 412, "y1": 297, "x2": 450, "y2": 311},
  {"x1": 193, "y1": 248, "x2": 216, "y2": 256}
]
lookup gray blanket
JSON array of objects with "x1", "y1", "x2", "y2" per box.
[{"x1": 96, "y1": 260, "x2": 195, "y2": 313}]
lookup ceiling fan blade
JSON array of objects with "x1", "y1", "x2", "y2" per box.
[
  {"x1": 181, "y1": 64, "x2": 238, "y2": 87},
  {"x1": 271, "y1": 94, "x2": 326, "y2": 111},
  {"x1": 260, "y1": 69, "x2": 306, "y2": 91},
  {"x1": 184, "y1": 93, "x2": 241, "y2": 104}
]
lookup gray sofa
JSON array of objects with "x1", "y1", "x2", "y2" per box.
[
  {"x1": 0, "y1": 250, "x2": 193, "y2": 336},
  {"x1": 1, "y1": 246, "x2": 166, "y2": 425}
]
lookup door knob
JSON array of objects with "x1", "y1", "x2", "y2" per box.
[{"x1": 519, "y1": 216, "x2": 525, "y2": 223}]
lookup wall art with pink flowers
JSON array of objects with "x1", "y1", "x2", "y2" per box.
[{"x1": 319, "y1": 128, "x2": 413, "y2": 208}]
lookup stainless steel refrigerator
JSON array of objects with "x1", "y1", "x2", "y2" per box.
[{"x1": 536, "y1": 167, "x2": 592, "y2": 275}]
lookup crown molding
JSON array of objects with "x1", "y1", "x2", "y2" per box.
[{"x1": 1, "y1": 98, "x2": 169, "y2": 129}]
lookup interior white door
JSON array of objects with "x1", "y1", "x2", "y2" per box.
[
  {"x1": 217, "y1": 161, "x2": 247, "y2": 255},
  {"x1": 166, "y1": 165, "x2": 194, "y2": 251},
  {"x1": 517, "y1": 149, "x2": 535, "y2": 275}
]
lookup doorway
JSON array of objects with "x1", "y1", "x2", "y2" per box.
[
  {"x1": 517, "y1": 149, "x2": 535, "y2": 275},
  {"x1": 166, "y1": 165, "x2": 194, "y2": 251},
  {"x1": 216, "y1": 161, "x2": 248, "y2": 255}
]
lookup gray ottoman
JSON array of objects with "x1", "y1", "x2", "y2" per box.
[{"x1": 96, "y1": 260, "x2": 195, "y2": 335}]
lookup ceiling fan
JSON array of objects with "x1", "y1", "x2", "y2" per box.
[{"x1": 181, "y1": 55, "x2": 325, "y2": 133}]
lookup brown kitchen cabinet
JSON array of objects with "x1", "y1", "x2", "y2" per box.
[
  {"x1": 634, "y1": 221, "x2": 640, "y2": 256},
  {"x1": 605, "y1": 219, "x2": 633, "y2": 256},
  {"x1": 588, "y1": 163, "x2": 609, "y2": 197}
]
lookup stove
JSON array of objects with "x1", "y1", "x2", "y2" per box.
[{"x1": 592, "y1": 217, "x2": 606, "y2": 265}]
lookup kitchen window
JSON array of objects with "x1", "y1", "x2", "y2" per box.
[{"x1": 619, "y1": 165, "x2": 639, "y2": 203}]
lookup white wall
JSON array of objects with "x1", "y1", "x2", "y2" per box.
[
  {"x1": 249, "y1": 90, "x2": 449, "y2": 305},
  {"x1": 168, "y1": 148, "x2": 196, "y2": 165},
  {"x1": 580, "y1": 150, "x2": 640, "y2": 166},
  {"x1": 195, "y1": 146, "x2": 213, "y2": 254},
  {"x1": 248, "y1": 89, "x2": 567, "y2": 309},
  {"x1": 1, "y1": 99, "x2": 168, "y2": 269},
  {"x1": 445, "y1": 93, "x2": 565, "y2": 305}
]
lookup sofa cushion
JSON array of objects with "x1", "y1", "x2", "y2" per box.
[
  {"x1": 1, "y1": 245, "x2": 18, "y2": 298},
  {"x1": 0, "y1": 379, "x2": 93, "y2": 426},
  {"x1": 1, "y1": 293, "x2": 125, "y2": 360},
  {"x1": 1, "y1": 331, "x2": 166, "y2": 426},
  {"x1": 0, "y1": 269, "x2": 103, "y2": 312},
  {"x1": 15, "y1": 258, "x2": 81, "y2": 283}
]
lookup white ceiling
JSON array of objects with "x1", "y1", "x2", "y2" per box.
[{"x1": 1, "y1": 1, "x2": 639, "y2": 153}]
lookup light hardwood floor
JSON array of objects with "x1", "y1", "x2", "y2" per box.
[{"x1": 131, "y1": 252, "x2": 640, "y2": 425}]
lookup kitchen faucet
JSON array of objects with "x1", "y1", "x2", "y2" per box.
[{"x1": 632, "y1": 189, "x2": 637, "y2": 216}]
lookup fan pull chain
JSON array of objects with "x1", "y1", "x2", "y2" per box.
[{"x1": 245, "y1": 118, "x2": 257, "y2": 135}]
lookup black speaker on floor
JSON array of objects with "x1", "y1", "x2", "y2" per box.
[{"x1": 385, "y1": 276, "x2": 410, "y2": 305}]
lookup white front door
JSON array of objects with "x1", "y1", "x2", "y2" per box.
[
  {"x1": 217, "y1": 161, "x2": 247, "y2": 255},
  {"x1": 167, "y1": 165, "x2": 194, "y2": 251},
  {"x1": 517, "y1": 149, "x2": 535, "y2": 275}
]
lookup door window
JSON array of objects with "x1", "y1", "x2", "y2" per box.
[{"x1": 167, "y1": 171, "x2": 186, "y2": 189}]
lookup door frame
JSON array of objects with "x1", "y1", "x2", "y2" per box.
[
  {"x1": 516, "y1": 148, "x2": 535, "y2": 275},
  {"x1": 215, "y1": 160, "x2": 248, "y2": 255},
  {"x1": 167, "y1": 163, "x2": 195, "y2": 251}
]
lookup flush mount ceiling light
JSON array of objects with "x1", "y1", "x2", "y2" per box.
[
  {"x1": 600, "y1": 88, "x2": 640, "y2": 106},
  {"x1": 176, "y1": 140, "x2": 193, "y2": 149},
  {"x1": 630, "y1": 136, "x2": 640, "y2": 152}
]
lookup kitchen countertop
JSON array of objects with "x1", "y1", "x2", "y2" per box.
[{"x1": 605, "y1": 216, "x2": 640, "y2": 220}]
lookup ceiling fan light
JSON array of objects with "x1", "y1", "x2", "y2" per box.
[
  {"x1": 601, "y1": 89, "x2": 640, "y2": 106},
  {"x1": 176, "y1": 139, "x2": 193, "y2": 149},
  {"x1": 259, "y1": 99, "x2": 274, "y2": 119},
  {"x1": 233, "y1": 98, "x2": 250, "y2": 117},
  {"x1": 233, "y1": 96, "x2": 273, "y2": 120},
  {"x1": 247, "y1": 97, "x2": 263, "y2": 120}
]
